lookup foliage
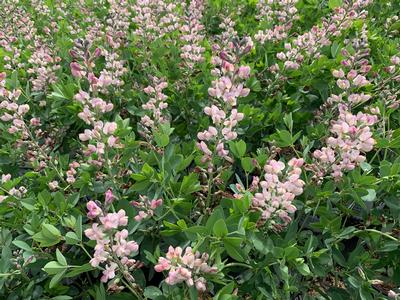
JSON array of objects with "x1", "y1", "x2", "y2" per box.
[{"x1": 0, "y1": 0, "x2": 400, "y2": 299}]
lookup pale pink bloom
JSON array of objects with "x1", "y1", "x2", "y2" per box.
[
  {"x1": 99, "y1": 210, "x2": 127, "y2": 230},
  {"x1": 30, "y1": 118, "x2": 41, "y2": 126},
  {"x1": 101, "y1": 262, "x2": 117, "y2": 282},
  {"x1": 337, "y1": 79, "x2": 350, "y2": 89},
  {"x1": 155, "y1": 257, "x2": 170, "y2": 272},
  {"x1": 390, "y1": 56, "x2": 400, "y2": 65},
  {"x1": 105, "y1": 189, "x2": 115, "y2": 204},
  {"x1": 197, "y1": 141, "x2": 212, "y2": 156},
  {"x1": 238, "y1": 66, "x2": 251, "y2": 79},
  {"x1": 352, "y1": 74, "x2": 369, "y2": 87},
  {"x1": 70, "y1": 62, "x2": 84, "y2": 78},
  {"x1": 107, "y1": 136, "x2": 117, "y2": 147},
  {"x1": 84, "y1": 223, "x2": 104, "y2": 241},
  {"x1": 1, "y1": 174, "x2": 11, "y2": 183},
  {"x1": 79, "y1": 129, "x2": 93, "y2": 141},
  {"x1": 48, "y1": 181, "x2": 59, "y2": 190},
  {"x1": 74, "y1": 90, "x2": 90, "y2": 103},
  {"x1": 332, "y1": 69, "x2": 344, "y2": 78},
  {"x1": 103, "y1": 122, "x2": 117, "y2": 135},
  {"x1": 87, "y1": 200, "x2": 102, "y2": 219},
  {"x1": 347, "y1": 69, "x2": 358, "y2": 80}
]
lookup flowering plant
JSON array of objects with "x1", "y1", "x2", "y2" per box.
[{"x1": 1, "y1": 0, "x2": 400, "y2": 299}]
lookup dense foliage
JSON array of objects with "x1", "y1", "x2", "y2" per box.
[{"x1": 0, "y1": 0, "x2": 400, "y2": 299}]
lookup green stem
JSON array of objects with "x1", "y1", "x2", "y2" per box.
[
  {"x1": 222, "y1": 262, "x2": 253, "y2": 270},
  {"x1": 354, "y1": 229, "x2": 399, "y2": 242}
]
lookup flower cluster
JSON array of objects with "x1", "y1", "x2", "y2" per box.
[
  {"x1": 0, "y1": 73, "x2": 29, "y2": 137},
  {"x1": 255, "y1": 0, "x2": 299, "y2": 44},
  {"x1": 276, "y1": 1, "x2": 371, "y2": 70},
  {"x1": 132, "y1": 0, "x2": 181, "y2": 42},
  {"x1": 180, "y1": 0, "x2": 205, "y2": 70},
  {"x1": 84, "y1": 202, "x2": 140, "y2": 284},
  {"x1": 140, "y1": 78, "x2": 169, "y2": 134},
  {"x1": 27, "y1": 42, "x2": 61, "y2": 93},
  {"x1": 313, "y1": 105, "x2": 377, "y2": 180},
  {"x1": 75, "y1": 91, "x2": 114, "y2": 125},
  {"x1": 217, "y1": 16, "x2": 238, "y2": 46},
  {"x1": 0, "y1": 174, "x2": 28, "y2": 203},
  {"x1": 0, "y1": 1, "x2": 36, "y2": 70},
  {"x1": 248, "y1": 158, "x2": 305, "y2": 224},
  {"x1": 197, "y1": 39, "x2": 252, "y2": 166},
  {"x1": 66, "y1": 161, "x2": 80, "y2": 184},
  {"x1": 131, "y1": 195, "x2": 163, "y2": 222},
  {"x1": 154, "y1": 246, "x2": 217, "y2": 291},
  {"x1": 99, "y1": 0, "x2": 131, "y2": 89}
]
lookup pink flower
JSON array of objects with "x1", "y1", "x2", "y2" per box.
[
  {"x1": 155, "y1": 257, "x2": 171, "y2": 272},
  {"x1": 332, "y1": 69, "x2": 345, "y2": 78},
  {"x1": 238, "y1": 66, "x2": 251, "y2": 79},
  {"x1": 103, "y1": 122, "x2": 117, "y2": 135},
  {"x1": 105, "y1": 189, "x2": 115, "y2": 204},
  {"x1": 87, "y1": 201, "x2": 102, "y2": 219},
  {"x1": 155, "y1": 246, "x2": 216, "y2": 291},
  {"x1": 101, "y1": 262, "x2": 117, "y2": 282},
  {"x1": 1, "y1": 174, "x2": 11, "y2": 183},
  {"x1": 337, "y1": 79, "x2": 350, "y2": 90},
  {"x1": 84, "y1": 223, "x2": 104, "y2": 241},
  {"x1": 70, "y1": 62, "x2": 84, "y2": 78},
  {"x1": 352, "y1": 74, "x2": 369, "y2": 87},
  {"x1": 99, "y1": 210, "x2": 127, "y2": 230}
]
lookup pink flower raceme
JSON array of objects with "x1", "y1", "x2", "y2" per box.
[
  {"x1": 255, "y1": 0, "x2": 299, "y2": 44},
  {"x1": 84, "y1": 208, "x2": 139, "y2": 284},
  {"x1": 140, "y1": 78, "x2": 169, "y2": 137},
  {"x1": 197, "y1": 39, "x2": 252, "y2": 166},
  {"x1": 155, "y1": 246, "x2": 217, "y2": 291},
  {"x1": 27, "y1": 43, "x2": 61, "y2": 93},
  {"x1": 248, "y1": 158, "x2": 305, "y2": 224},
  {"x1": 275, "y1": 1, "x2": 372, "y2": 70},
  {"x1": 132, "y1": 0, "x2": 181, "y2": 42},
  {"x1": 74, "y1": 86, "x2": 121, "y2": 167},
  {"x1": 313, "y1": 105, "x2": 377, "y2": 180},
  {"x1": 180, "y1": 0, "x2": 205, "y2": 70}
]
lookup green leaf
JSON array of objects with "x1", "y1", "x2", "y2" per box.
[
  {"x1": 42, "y1": 224, "x2": 61, "y2": 239},
  {"x1": 56, "y1": 249, "x2": 67, "y2": 266},
  {"x1": 296, "y1": 263, "x2": 311, "y2": 276},
  {"x1": 49, "y1": 269, "x2": 67, "y2": 289},
  {"x1": 241, "y1": 157, "x2": 254, "y2": 173},
  {"x1": 65, "y1": 232, "x2": 80, "y2": 245},
  {"x1": 65, "y1": 263, "x2": 95, "y2": 278},
  {"x1": 43, "y1": 261, "x2": 68, "y2": 275},
  {"x1": 32, "y1": 231, "x2": 61, "y2": 247},
  {"x1": 331, "y1": 41, "x2": 340, "y2": 58},
  {"x1": 213, "y1": 219, "x2": 228, "y2": 237},
  {"x1": 229, "y1": 140, "x2": 246, "y2": 158},
  {"x1": 179, "y1": 173, "x2": 201, "y2": 195},
  {"x1": 214, "y1": 282, "x2": 235, "y2": 300},
  {"x1": 206, "y1": 207, "x2": 225, "y2": 232},
  {"x1": 12, "y1": 240, "x2": 32, "y2": 252},
  {"x1": 143, "y1": 286, "x2": 163, "y2": 299},
  {"x1": 223, "y1": 237, "x2": 245, "y2": 262},
  {"x1": 328, "y1": 0, "x2": 343, "y2": 9},
  {"x1": 267, "y1": 130, "x2": 301, "y2": 147},
  {"x1": 154, "y1": 132, "x2": 169, "y2": 147},
  {"x1": 361, "y1": 189, "x2": 376, "y2": 202}
]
